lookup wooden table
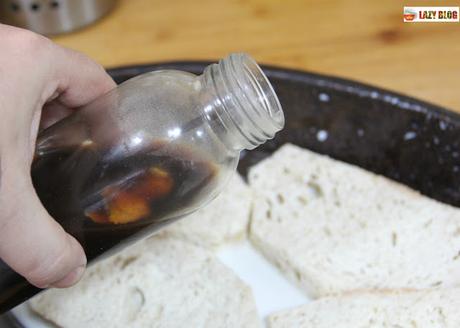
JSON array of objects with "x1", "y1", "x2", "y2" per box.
[{"x1": 52, "y1": 0, "x2": 460, "y2": 111}]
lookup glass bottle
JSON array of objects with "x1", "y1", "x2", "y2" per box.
[{"x1": 0, "y1": 53, "x2": 284, "y2": 313}]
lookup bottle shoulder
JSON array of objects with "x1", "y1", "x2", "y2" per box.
[{"x1": 126, "y1": 70, "x2": 200, "y2": 94}]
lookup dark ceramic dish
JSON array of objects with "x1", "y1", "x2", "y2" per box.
[{"x1": 4, "y1": 61, "x2": 460, "y2": 326}]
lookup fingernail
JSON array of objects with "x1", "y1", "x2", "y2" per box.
[{"x1": 51, "y1": 265, "x2": 86, "y2": 288}]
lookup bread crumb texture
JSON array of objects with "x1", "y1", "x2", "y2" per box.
[
  {"x1": 159, "y1": 173, "x2": 252, "y2": 249},
  {"x1": 30, "y1": 237, "x2": 261, "y2": 328},
  {"x1": 249, "y1": 143, "x2": 460, "y2": 298},
  {"x1": 268, "y1": 289, "x2": 460, "y2": 328}
]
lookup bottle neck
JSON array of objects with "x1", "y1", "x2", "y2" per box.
[{"x1": 200, "y1": 53, "x2": 284, "y2": 152}]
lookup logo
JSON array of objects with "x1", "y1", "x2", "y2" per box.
[
  {"x1": 404, "y1": 9, "x2": 417, "y2": 21},
  {"x1": 403, "y1": 6, "x2": 459, "y2": 22}
]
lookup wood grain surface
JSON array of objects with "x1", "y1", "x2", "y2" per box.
[{"x1": 51, "y1": 0, "x2": 460, "y2": 111}]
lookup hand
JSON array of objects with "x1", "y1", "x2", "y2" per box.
[{"x1": 0, "y1": 24, "x2": 116, "y2": 288}]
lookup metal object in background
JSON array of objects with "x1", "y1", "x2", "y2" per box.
[{"x1": 0, "y1": 0, "x2": 117, "y2": 35}]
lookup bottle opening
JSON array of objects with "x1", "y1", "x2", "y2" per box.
[
  {"x1": 206, "y1": 53, "x2": 285, "y2": 151},
  {"x1": 239, "y1": 54, "x2": 285, "y2": 132}
]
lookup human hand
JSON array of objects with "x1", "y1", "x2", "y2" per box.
[{"x1": 0, "y1": 24, "x2": 116, "y2": 288}]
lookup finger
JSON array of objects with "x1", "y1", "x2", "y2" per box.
[
  {"x1": 0, "y1": 24, "x2": 116, "y2": 109},
  {"x1": 0, "y1": 164, "x2": 86, "y2": 288},
  {"x1": 0, "y1": 27, "x2": 92, "y2": 288},
  {"x1": 48, "y1": 45, "x2": 116, "y2": 108}
]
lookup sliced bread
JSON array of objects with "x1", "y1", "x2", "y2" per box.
[
  {"x1": 30, "y1": 237, "x2": 260, "y2": 328},
  {"x1": 249, "y1": 143, "x2": 460, "y2": 298},
  {"x1": 268, "y1": 288, "x2": 460, "y2": 328},
  {"x1": 159, "y1": 173, "x2": 252, "y2": 249}
]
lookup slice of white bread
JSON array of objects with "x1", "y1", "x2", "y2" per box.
[
  {"x1": 249, "y1": 143, "x2": 460, "y2": 298},
  {"x1": 268, "y1": 289, "x2": 460, "y2": 328},
  {"x1": 159, "y1": 173, "x2": 252, "y2": 249},
  {"x1": 30, "y1": 237, "x2": 261, "y2": 328}
]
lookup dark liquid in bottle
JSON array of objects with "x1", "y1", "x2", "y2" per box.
[
  {"x1": 31, "y1": 141, "x2": 217, "y2": 261},
  {"x1": 0, "y1": 140, "x2": 216, "y2": 312}
]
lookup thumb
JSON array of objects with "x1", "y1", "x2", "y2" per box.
[{"x1": 0, "y1": 162, "x2": 86, "y2": 288}]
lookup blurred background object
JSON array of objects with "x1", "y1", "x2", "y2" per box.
[{"x1": 0, "y1": 0, "x2": 117, "y2": 35}]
